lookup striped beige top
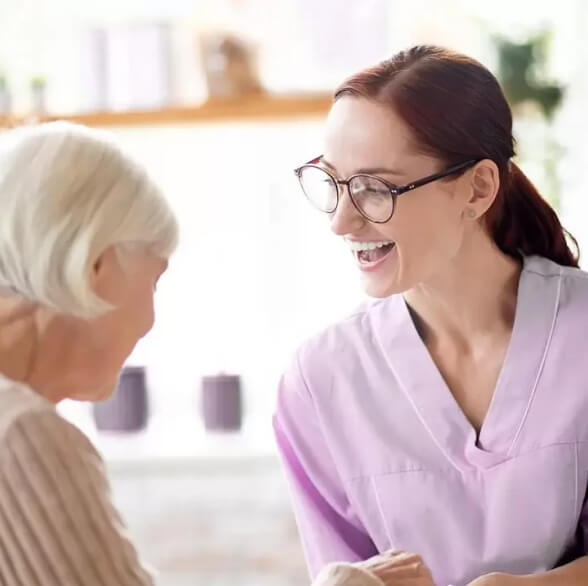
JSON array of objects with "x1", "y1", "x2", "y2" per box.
[
  {"x1": 0, "y1": 374, "x2": 155, "y2": 586},
  {"x1": 0, "y1": 374, "x2": 382, "y2": 586}
]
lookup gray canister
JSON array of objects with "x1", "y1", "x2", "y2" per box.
[
  {"x1": 201, "y1": 373, "x2": 242, "y2": 432},
  {"x1": 93, "y1": 366, "x2": 149, "y2": 432}
]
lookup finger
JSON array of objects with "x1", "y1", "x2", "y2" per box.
[
  {"x1": 379, "y1": 577, "x2": 432, "y2": 586},
  {"x1": 376, "y1": 560, "x2": 424, "y2": 579},
  {"x1": 356, "y1": 552, "x2": 401, "y2": 570},
  {"x1": 358, "y1": 551, "x2": 423, "y2": 574},
  {"x1": 377, "y1": 552, "x2": 422, "y2": 568}
]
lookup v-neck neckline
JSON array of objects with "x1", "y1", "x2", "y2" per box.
[{"x1": 372, "y1": 256, "x2": 562, "y2": 471}]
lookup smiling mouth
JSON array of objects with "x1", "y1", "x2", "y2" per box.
[
  {"x1": 357, "y1": 243, "x2": 395, "y2": 264},
  {"x1": 346, "y1": 240, "x2": 396, "y2": 265}
]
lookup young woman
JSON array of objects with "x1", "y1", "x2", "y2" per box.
[{"x1": 274, "y1": 46, "x2": 588, "y2": 586}]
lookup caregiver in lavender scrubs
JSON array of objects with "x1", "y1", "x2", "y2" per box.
[{"x1": 273, "y1": 45, "x2": 588, "y2": 586}]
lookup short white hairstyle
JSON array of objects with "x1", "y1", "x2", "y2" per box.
[{"x1": 0, "y1": 122, "x2": 179, "y2": 318}]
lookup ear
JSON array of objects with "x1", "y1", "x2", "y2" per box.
[
  {"x1": 464, "y1": 159, "x2": 500, "y2": 219},
  {"x1": 90, "y1": 247, "x2": 124, "y2": 300}
]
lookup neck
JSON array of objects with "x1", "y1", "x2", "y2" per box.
[
  {"x1": 403, "y1": 234, "x2": 521, "y2": 347},
  {"x1": 0, "y1": 296, "x2": 37, "y2": 381},
  {"x1": 0, "y1": 297, "x2": 66, "y2": 403}
]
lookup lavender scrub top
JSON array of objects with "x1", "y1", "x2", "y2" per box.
[{"x1": 273, "y1": 256, "x2": 588, "y2": 586}]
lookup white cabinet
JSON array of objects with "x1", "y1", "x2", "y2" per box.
[{"x1": 107, "y1": 454, "x2": 307, "y2": 586}]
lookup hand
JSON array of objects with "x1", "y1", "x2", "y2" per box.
[
  {"x1": 467, "y1": 572, "x2": 523, "y2": 586},
  {"x1": 356, "y1": 550, "x2": 436, "y2": 586}
]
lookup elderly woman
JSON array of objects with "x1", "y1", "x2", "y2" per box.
[{"x1": 0, "y1": 122, "x2": 403, "y2": 586}]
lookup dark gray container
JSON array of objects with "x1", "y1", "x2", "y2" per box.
[
  {"x1": 93, "y1": 366, "x2": 148, "y2": 432},
  {"x1": 201, "y1": 374, "x2": 242, "y2": 432}
]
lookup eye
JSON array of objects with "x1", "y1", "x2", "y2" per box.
[{"x1": 351, "y1": 176, "x2": 391, "y2": 198}]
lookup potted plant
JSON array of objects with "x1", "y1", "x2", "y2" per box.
[
  {"x1": 494, "y1": 33, "x2": 564, "y2": 121},
  {"x1": 0, "y1": 74, "x2": 10, "y2": 115},
  {"x1": 494, "y1": 32, "x2": 565, "y2": 209},
  {"x1": 30, "y1": 75, "x2": 47, "y2": 114}
]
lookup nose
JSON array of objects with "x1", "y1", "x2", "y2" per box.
[{"x1": 329, "y1": 184, "x2": 365, "y2": 236}]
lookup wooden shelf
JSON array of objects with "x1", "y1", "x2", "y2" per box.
[{"x1": 1, "y1": 93, "x2": 333, "y2": 129}]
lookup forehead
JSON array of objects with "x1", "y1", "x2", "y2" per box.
[{"x1": 323, "y1": 97, "x2": 420, "y2": 174}]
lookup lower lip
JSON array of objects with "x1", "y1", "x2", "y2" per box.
[{"x1": 353, "y1": 244, "x2": 396, "y2": 272}]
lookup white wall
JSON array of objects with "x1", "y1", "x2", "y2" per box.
[{"x1": 553, "y1": 0, "x2": 588, "y2": 262}]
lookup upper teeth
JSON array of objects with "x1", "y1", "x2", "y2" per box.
[{"x1": 346, "y1": 240, "x2": 394, "y2": 252}]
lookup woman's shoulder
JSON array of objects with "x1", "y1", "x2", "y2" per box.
[
  {"x1": 0, "y1": 380, "x2": 153, "y2": 586},
  {"x1": 292, "y1": 295, "x2": 399, "y2": 378},
  {"x1": 526, "y1": 255, "x2": 588, "y2": 304},
  {"x1": 302, "y1": 296, "x2": 384, "y2": 341},
  {"x1": 0, "y1": 375, "x2": 55, "y2": 438},
  {"x1": 0, "y1": 377, "x2": 103, "y2": 475},
  {"x1": 525, "y1": 254, "x2": 588, "y2": 281}
]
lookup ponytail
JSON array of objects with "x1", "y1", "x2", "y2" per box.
[{"x1": 489, "y1": 162, "x2": 579, "y2": 267}]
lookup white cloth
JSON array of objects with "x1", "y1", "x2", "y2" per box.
[{"x1": 312, "y1": 563, "x2": 385, "y2": 586}]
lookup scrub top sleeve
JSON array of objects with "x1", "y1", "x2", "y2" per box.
[{"x1": 273, "y1": 352, "x2": 378, "y2": 578}]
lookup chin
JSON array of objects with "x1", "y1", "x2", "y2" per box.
[
  {"x1": 361, "y1": 275, "x2": 406, "y2": 299},
  {"x1": 90, "y1": 380, "x2": 119, "y2": 402}
]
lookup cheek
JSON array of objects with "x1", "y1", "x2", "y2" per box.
[
  {"x1": 108, "y1": 286, "x2": 156, "y2": 343},
  {"x1": 397, "y1": 193, "x2": 463, "y2": 253},
  {"x1": 390, "y1": 195, "x2": 465, "y2": 283},
  {"x1": 78, "y1": 286, "x2": 156, "y2": 381},
  {"x1": 132, "y1": 289, "x2": 156, "y2": 337}
]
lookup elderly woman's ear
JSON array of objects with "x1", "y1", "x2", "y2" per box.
[{"x1": 89, "y1": 247, "x2": 125, "y2": 303}]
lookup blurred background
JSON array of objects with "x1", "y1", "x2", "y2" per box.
[{"x1": 1, "y1": 1, "x2": 587, "y2": 584}]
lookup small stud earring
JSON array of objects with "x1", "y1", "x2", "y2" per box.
[{"x1": 467, "y1": 209, "x2": 476, "y2": 218}]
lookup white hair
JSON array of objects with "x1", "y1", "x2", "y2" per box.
[{"x1": 0, "y1": 122, "x2": 179, "y2": 318}]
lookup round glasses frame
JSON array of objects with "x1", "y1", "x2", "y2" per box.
[{"x1": 294, "y1": 156, "x2": 480, "y2": 224}]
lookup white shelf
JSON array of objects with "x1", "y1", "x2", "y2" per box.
[{"x1": 0, "y1": 94, "x2": 332, "y2": 129}]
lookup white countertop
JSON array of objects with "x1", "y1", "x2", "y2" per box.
[{"x1": 58, "y1": 402, "x2": 279, "y2": 473}]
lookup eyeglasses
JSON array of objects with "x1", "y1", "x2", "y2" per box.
[{"x1": 294, "y1": 156, "x2": 480, "y2": 223}]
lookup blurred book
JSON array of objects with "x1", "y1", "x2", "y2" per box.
[
  {"x1": 79, "y1": 28, "x2": 107, "y2": 112},
  {"x1": 79, "y1": 23, "x2": 172, "y2": 112},
  {"x1": 105, "y1": 23, "x2": 172, "y2": 111}
]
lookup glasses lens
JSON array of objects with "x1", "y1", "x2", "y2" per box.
[
  {"x1": 349, "y1": 175, "x2": 394, "y2": 222},
  {"x1": 298, "y1": 166, "x2": 338, "y2": 213}
]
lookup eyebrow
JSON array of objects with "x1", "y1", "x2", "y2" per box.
[{"x1": 320, "y1": 157, "x2": 405, "y2": 176}]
